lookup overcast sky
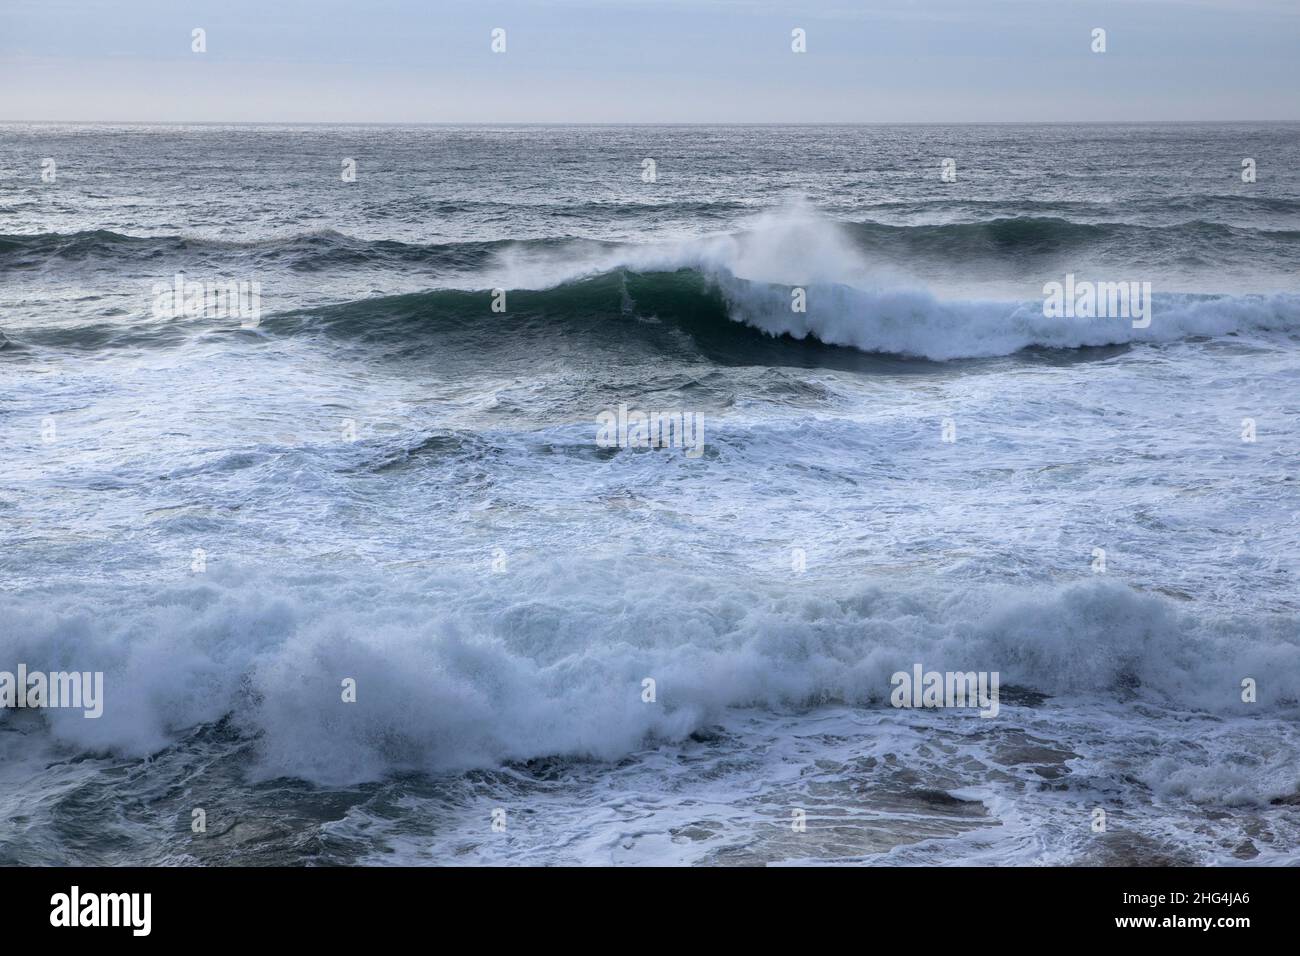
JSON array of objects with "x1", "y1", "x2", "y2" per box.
[{"x1": 2, "y1": 0, "x2": 1297, "y2": 122}]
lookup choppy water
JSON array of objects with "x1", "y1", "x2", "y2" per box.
[{"x1": 1, "y1": 123, "x2": 1298, "y2": 866}]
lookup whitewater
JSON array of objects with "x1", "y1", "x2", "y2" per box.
[{"x1": 1, "y1": 123, "x2": 1298, "y2": 866}]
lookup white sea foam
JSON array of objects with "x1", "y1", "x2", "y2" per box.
[{"x1": 3, "y1": 566, "x2": 1296, "y2": 787}]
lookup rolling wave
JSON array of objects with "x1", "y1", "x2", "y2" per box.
[
  {"x1": 8, "y1": 265, "x2": 1300, "y2": 361},
  {"x1": 7, "y1": 204, "x2": 1300, "y2": 361},
  {"x1": 259, "y1": 269, "x2": 1300, "y2": 362}
]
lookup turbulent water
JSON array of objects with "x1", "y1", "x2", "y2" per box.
[{"x1": 1, "y1": 123, "x2": 1298, "y2": 866}]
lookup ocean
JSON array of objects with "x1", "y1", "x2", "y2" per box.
[{"x1": 1, "y1": 122, "x2": 1297, "y2": 866}]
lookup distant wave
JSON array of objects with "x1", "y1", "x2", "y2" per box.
[
  {"x1": 0, "y1": 228, "x2": 511, "y2": 272},
  {"x1": 844, "y1": 216, "x2": 1300, "y2": 259},
  {"x1": 3, "y1": 211, "x2": 1298, "y2": 271},
  {"x1": 856, "y1": 194, "x2": 1300, "y2": 220}
]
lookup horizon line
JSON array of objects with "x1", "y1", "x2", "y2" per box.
[{"x1": 4, "y1": 118, "x2": 1299, "y2": 127}]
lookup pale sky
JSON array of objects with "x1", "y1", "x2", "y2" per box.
[{"x1": 1, "y1": 0, "x2": 1297, "y2": 122}]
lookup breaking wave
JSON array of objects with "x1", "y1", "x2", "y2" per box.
[
  {"x1": 7, "y1": 206, "x2": 1300, "y2": 361},
  {"x1": 3, "y1": 567, "x2": 1297, "y2": 786}
]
